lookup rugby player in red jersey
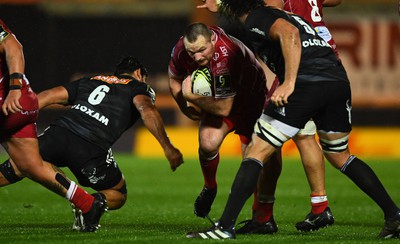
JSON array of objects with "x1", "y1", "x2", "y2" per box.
[
  {"x1": 0, "y1": 19, "x2": 105, "y2": 232},
  {"x1": 169, "y1": 23, "x2": 279, "y2": 222}
]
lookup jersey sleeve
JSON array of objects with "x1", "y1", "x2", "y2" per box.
[
  {"x1": 0, "y1": 19, "x2": 11, "y2": 44},
  {"x1": 246, "y1": 7, "x2": 282, "y2": 40},
  {"x1": 168, "y1": 39, "x2": 189, "y2": 79},
  {"x1": 131, "y1": 82, "x2": 156, "y2": 104},
  {"x1": 62, "y1": 79, "x2": 81, "y2": 104}
]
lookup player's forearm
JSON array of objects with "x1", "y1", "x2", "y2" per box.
[
  {"x1": 4, "y1": 36, "x2": 25, "y2": 75},
  {"x1": 37, "y1": 86, "x2": 69, "y2": 109},
  {"x1": 37, "y1": 90, "x2": 54, "y2": 109},
  {"x1": 189, "y1": 96, "x2": 233, "y2": 117},
  {"x1": 169, "y1": 77, "x2": 187, "y2": 111},
  {"x1": 142, "y1": 107, "x2": 172, "y2": 149},
  {"x1": 278, "y1": 24, "x2": 301, "y2": 85}
]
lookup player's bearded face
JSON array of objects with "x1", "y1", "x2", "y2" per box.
[{"x1": 184, "y1": 36, "x2": 214, "y2": 67}]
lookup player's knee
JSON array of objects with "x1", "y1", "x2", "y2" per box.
[
  {"x1": 254, "y1": 118, "x2": 289, "y2": 148},
  {"x1": 117, "y1": 181, "x2": 127, "y2": 195},
  {"x1": 0, "y1": 159, "x2": 23, "y2": 183},
  {"x1": 319, "y1": 134, "x2": 349, "y2": 153},
  {"x1": 106, "y1": 183, "x2": 128, "y2": 210},
  {"x1": 198, "y1": 148, "x2": 219, "y2": 164},
  {"x1": 198, "y1": 139, "x2": 219, "y2": 156}
]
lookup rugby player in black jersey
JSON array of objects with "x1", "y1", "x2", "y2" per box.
[
  {"x1": 0, "y1": 18, "x2": 106, "y2": 233},
  {"x1": 187, "y1": 0, "x2": 400, "y2": 239},
  {"x1": 0, "y1": 56, "x2": 183, "y2": 231}
]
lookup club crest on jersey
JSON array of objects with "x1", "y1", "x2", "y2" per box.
[
  {"x1": 91, "y1": 75, "x2": 132, "y2": 84},
  {"x1": 213, "y1": 52, "x2": 219, "y2": 61}
]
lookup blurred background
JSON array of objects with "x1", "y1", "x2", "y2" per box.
[{"x1": 0, "y1": 0, "x2": 399, "y2": 158}]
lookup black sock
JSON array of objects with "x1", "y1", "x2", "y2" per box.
[
  {"x1": 341, "y1": 156, "x2": 399, "y2": 219},
  {"x1": 219, "y1": 158, "x2": 263, "y2": 229}
]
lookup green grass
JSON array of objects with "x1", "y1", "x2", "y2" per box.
[{"x1": 0, "y1": 154, "x2": 399, "y2": 243}]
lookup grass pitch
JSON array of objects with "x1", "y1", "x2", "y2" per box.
[{"x1": 0, "y1": 154, "x2": 399, "y2": 243}]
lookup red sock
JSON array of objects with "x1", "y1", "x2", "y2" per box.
[
  {"x1": 311, "y1": 194, "x2": 328, "y2": 215},
  {"x1": 67, "y1": 182, "x2": 94, "y2": 213},
  {"x1": 251, "y1": 189, "x2": 258, "y2": 212},
  {"x1": 200, "y1": 153, "x2": 219, "y2": 189},
  {"x1": 254, "y1": 201, "x2": 274, "y2": 223}
]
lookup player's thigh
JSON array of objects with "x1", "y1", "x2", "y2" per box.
[
  {"x1": 39, "y1": 126, "x2": 123, "y2": 190},
  {"x1": 0, "y1": 108, "x2": 38, "y2": 140},
  {"x1": 5, "y1": 137, "x2": 43, "y2": 176},
  {"x1": 74, "y1": 148, "x2": 123, "y2": 192},
  {"x1": 198, "y1": 114, "x2": 231, "y2": 152},
  {"x1": 293, "y1": 121, "x2": 319, "y2": 151},
  {"x1": 38, "y1": 126, "x2": 79, "y2": 167},
  {"x1": 313, "y1": 81, "x2": 352, "y2": 133},
  {"x1": 264, "y1": 83, "x2": 320, "y2": 130}
]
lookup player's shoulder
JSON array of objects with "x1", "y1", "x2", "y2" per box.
[
  {"x1": 214, "y1": 33, "x2": 247, "y2": 62},
  {"x1": 171, "y1": 37, "x2": 186, "y2": 55},
  {"x1": 170, "y1": 37, "x2": 191, "y2": 62},
  {"x1": 252, "y1": 5, "x2": 288, "y2": 20},
  {"x1": 209, "y1": 25, "x2": 224, "y2": 34},
  {"x1": 131, "y1": 81, "x2": 156, "y2": 104},
  {"x1": 210, "y1": 26, "x2": 231, "y2": 43},
  {"x1": 89, "y1": 75, "x2": 136, "y2": 85},
  {"x1": 212, "y1": 27, "x2": 241, "y2": 53}
]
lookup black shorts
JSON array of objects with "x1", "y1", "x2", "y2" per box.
[
  {"x1": 38, "y1": 125, "x2": 123, "y2": 191},
  {"x1": 264, "y1": 80, "x2": 352, "y2": 133}
]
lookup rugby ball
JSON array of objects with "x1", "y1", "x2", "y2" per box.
[{"x1": 191, "y1": 67, "x2": 213, "y2": 96}]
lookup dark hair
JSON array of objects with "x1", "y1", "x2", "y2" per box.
[
  {"x1": 114, "y1": 56, "x2": 148, "y2": 77},
  {"x1": 219, "y1": 0, "x2": 264, "y2": 19},
  {"x1": 183, "y1": 23, "x2": 213, "y2": 43}
]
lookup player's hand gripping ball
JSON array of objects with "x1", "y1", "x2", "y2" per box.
[{"x1": 191, "y1": 67, "x2": 213, "y2": 96}]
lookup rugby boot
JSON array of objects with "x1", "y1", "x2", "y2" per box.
[
  {"x1": 295, "y1": 207, "x2": 334, "y2": 232},
  {"x1": 236, "y1": 216, "x2": 278, "y2": 234},
  {"x1": 186, "y1": 224, "x2": 235, "y2": 239},
  {"x1": 379, "y1": 210, "x2": 400, "y2": 239},
  {"x1": 81, "y1": 193, "x2": 108, "y2": 232},
  {"x1": 194, "y1": 186, "x2": 217, "y2": 218}
]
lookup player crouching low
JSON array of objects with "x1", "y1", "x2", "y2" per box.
[{"x1": 0, "y1": 56, "x2": 183, "y2": 232}]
